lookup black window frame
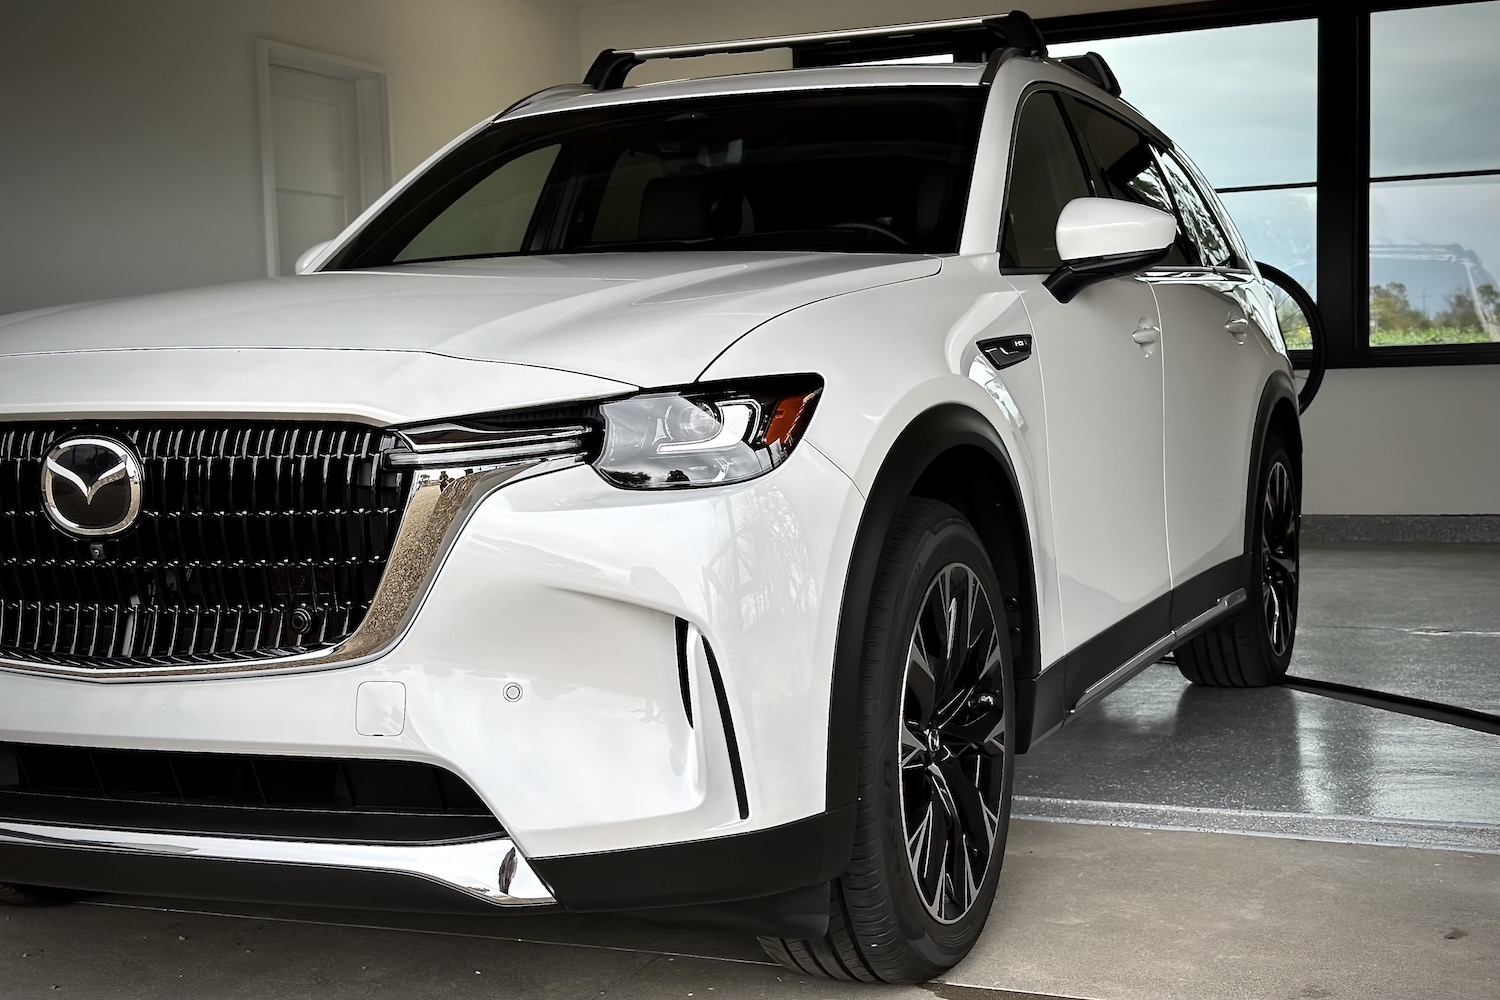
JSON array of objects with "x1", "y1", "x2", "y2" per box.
[
  {"x1": 1058, "y1": 92, "x2": 1203, "y2": 270},
  {"x1": 1036, "y1": 0, "x2": 1500, "y2": 369},
  {"x1": 997, "y1": 88, "x2": 1100, "y2": 272}
]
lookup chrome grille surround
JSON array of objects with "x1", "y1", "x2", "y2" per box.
[{"x1": 0, "y1": 419, "x2": 578, "y2": 681}]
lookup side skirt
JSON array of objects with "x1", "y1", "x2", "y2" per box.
[{"x1": 1026, "y1": 557, "x2": 1248, "y2": 748}]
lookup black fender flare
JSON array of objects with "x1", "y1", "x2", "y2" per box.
[
  {"x1": 821, "y1": 403, "x2": 1036, "y2": 857},
  {"x1": 1246, "y1": 371, "x2": 1301, "y2": 558}
]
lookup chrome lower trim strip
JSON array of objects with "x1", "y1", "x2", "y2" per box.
[
  {"x1": 0, "y1": 455, "x2": 582, "y2": 682},
  {"x1": 1071, "y1": 588, "x2": 1247, "y2": 715},
  {"x1": 0, "y1": 821, "x2": 554, "y2": 906}
]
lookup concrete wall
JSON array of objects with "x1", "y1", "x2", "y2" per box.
[{"x1": 0, "y1": 0, "x2": 578, "y2": 314}]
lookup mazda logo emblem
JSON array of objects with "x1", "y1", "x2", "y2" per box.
[{"x1": 41, "y1": 436, "x2": 144, "y2": 537}]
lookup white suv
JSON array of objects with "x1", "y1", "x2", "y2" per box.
[{"x1": 0, "y1": 13, "x2": 1301, "y2": 984}]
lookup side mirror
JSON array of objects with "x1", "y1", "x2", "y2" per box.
[
  {"x1": 1044, "y1": 198, "x2": 1176, "y2": 303},
  {"x1": 294, "y1": 240, "x2": 336, "y2": 275}
]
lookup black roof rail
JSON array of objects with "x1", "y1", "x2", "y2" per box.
[
  {"x1": 583, "y1": 10, "x2": 1047, "y2": 91},
  {"x1": 1057, "y1": 52, "x2": 1121, "y2": 97}
]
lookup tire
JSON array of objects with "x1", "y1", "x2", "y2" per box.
[
  {"x1": 760, "y1": 498, "x2": 1016, "y2": 983},
  {"x1": 1176, "y1": 434, "x2": 1300, "y2": 687},
  {"x1": 0, "y1": 883, "x2": 90, "y2": 907}
]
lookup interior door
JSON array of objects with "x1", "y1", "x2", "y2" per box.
[
  {"x1": 268, "y1": 65, "x2": 364, "y2": 275},
  {"x1": 1000, "y1": 91, "x2": 1172, "y2": 704}
]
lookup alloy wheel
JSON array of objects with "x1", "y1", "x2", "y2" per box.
[
  {"x1": 1261, "y1": 460, "x2": 1300, "y2": 657},
  {"x1": 898, "y1": 563, "x2": 1007, "y2": 924}
]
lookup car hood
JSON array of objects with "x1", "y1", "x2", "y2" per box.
[{"x1": 0, "y1": 253, "x2": 939, "y2": 387}]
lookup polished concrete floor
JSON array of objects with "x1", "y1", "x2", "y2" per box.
[{"x1": 4, "y1": 543, "x2": 1499, "y2": 999}]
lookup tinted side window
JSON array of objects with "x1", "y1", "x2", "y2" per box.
[
  {"x1": 1061, "y1": 96, "x2": 1193, "y2": 267},
  {"x1": 1156, "y1": 148, "x2": 1236, "y2": 269},
  {"x1": 1166, "y1": 148, "x2": 1252, "y2": 269},
  {"x1": 1001, "y1": 92, "x2": 1093, "y2": 269}
]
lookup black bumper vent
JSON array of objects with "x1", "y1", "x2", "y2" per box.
[
  {"x1": 0, "y1": 421, "x2": 411, "y2": 668},
  {"x1": 0, "y1": 743, "x2": 503, "y2": 844}
]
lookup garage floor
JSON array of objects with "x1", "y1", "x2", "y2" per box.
[{"x1": 5, "y1": 543, "x2": 1499, "y2": 1000}]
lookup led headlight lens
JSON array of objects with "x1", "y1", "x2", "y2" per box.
[{"x1": 594, "y1": 377, "x2": 822, "y2": 489}]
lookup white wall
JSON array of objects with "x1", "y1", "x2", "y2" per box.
[
  {"x1": 1301, "y1": 367, "x2": 1500, "y2": 516},
  {"x1": 0, "y1": 0, "x2": 578, "y2": 315}
]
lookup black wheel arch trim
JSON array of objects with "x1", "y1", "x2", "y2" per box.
[
  {"x1": 823, "y1": 404, "x2": 1040, "y2": 840},
  {"x1": 1248, "y1": 372, "x2": 1302, "y2": 559},
  {"x1": 531, "y1": 807, "x2": 854, "y2": 913}
]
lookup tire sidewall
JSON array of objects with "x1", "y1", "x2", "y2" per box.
[
  {"x1": 861, "y1": 509, "x2": 1016, "y2": 968},
  {"x1": 1248, "y1": 438, "x2": 1299, "y2": 674}
]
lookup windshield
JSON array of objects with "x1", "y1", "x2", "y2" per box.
[{"x1": 328, "y1": 87, "x2": 987, "y2": 268}]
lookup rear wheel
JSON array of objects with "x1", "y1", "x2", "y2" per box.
[
  {"x1": 1176, "y1": 435, "x2": 1300, "y2": 686},
  {"x1": 0, "y1": 883, "x2": 90, "y2": 907},
  {"x1": 760, "y1": 499, "x2": 1015, "y2": 983}
]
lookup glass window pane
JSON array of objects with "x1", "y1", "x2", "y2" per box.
[
  {"x1": 1001, "y1": 93, "x2": 1093, "y2": 269},
  {"x1": 1061, "y1": 96, "x2": 1193, "y2": 266},
  {"x1": 1369, "y1": 176, "x2": 1500, "y2": 347},
  {"x1": 1157, "y1": 149, "x2": 1234, "y2": 268},
  {"x1": 1371, "y1": 2, "x2": 1500, "y2": 177},
  {"x1": 1051, "y1": 20, "x2": 1316, "y2": 189},
  {"x1": 1218, "y1": 187, "x2": 1317, "y2": 294},
  {"x1": 396, "y1": 145, "x2": 558, "y2": 262}
]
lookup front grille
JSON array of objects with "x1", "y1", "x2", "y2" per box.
[
  {"x1": 0, "y1": 742, "x2": 503, "y2": 844},
  {"x1": 0, "y1": 421, "x2": 411, "y2": 669}
]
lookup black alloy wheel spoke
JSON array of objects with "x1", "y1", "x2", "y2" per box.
[
  {"x1": 1261, "y1": 462, "x2": 1299, "y2": 657},
  {"x1": 899, "y1": 563, "x2": 1008, "y2": 924}
]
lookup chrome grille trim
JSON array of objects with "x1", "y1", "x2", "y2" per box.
[{"x1": 0, "y1": 443, "x2": 578, "y2": 681}]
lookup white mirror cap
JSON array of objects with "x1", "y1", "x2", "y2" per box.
[
  {"x1": 1055, "y1": 197, "x2": 1177, "y2": 263},
  {"x1": 293, "y1": 239, "x2": 336, "y2": 275}
]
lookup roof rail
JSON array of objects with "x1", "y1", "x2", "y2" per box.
[
  {"x1": 583, "y1": 10, "x2": 1047, "y2": 91},
  {"x1": 1057, "y1": 53, "x2": 1121, "y2": 97}
]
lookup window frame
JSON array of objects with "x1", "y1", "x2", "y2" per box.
[
  {"x1": 1059, "y1": 92, "x2": 1209, "y2": 271},
  {"x1": 1035, "y1": 0, "x2": 1500, "y2": 369},
  {"x1": 997, "y1": 87, "x2": 1101, "y2": 273}
]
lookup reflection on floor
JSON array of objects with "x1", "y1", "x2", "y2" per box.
[{"x1": 1016, "y1": 543, "x2": 1500, "y2": 851}]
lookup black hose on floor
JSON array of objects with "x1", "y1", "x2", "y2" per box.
[{"x1": 1280, "y1": 675, "x2": 1500, "y2": 737}]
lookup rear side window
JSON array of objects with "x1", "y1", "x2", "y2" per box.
[
  {"x1": 1000, "y1": 92, "x2": 1094, "y2": 269},
  {"x1": 1062, "y1": 95, "x2": 1193, "y2": 267},
  {"x1": 1156, "y1": 148, "x2": 1239, "y2": 269}
]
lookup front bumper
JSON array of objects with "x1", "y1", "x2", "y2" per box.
[{"x1": 0, "y1": 447, "x2": 865, "y2": 912}]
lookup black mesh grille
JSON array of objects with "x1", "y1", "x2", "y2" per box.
[
  {"x1": 0, "y1": 421, "x2": 411, "y2": 668},
  {"x1": 0, "y1": 743, "x2": 503, "y2": 844}
]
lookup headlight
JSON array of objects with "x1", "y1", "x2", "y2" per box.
[
  {"x1": 387, "y1": 376, "x2": 822, "y2": 489},
  {"x1": 595, "y1": 377, "x2": 822, "y2": 489}
]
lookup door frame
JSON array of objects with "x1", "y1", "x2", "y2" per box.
[{"x1": 255, "y1": 39, "x2": 392, "y2": 277}]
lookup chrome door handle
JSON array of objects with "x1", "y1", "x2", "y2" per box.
[
  {"x1": 1225, "y1": 317, "x2": 1252, "y2": 337},
  {"x1": 1131, "y1": 325, "x2": 1160, "y2": 346}
]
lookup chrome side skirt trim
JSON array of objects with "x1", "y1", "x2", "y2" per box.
[
  {"x1": 0, "y1": 455, "x2": 582, "y2": 682},
  {"x1": 0, "y1": 821, "x2": 555, "y2": 906},
  {"x1": 1070, "y1": 588, "x2": 1246, "y2": 715}
]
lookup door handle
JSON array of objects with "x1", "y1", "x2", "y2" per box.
[
  {"x1": 1131, "y1": 324, "x2": 1159, "y2": 346},
  {"x1": 1225, "y1": 316, "x2": 1252, "y2": 340}
]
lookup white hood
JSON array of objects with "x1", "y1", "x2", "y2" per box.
[{"x1": 0, "y1": 253, "x2": 939, "y2": 389}]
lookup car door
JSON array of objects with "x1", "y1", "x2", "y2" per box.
[
  {"x1": 1149, "y1": 148, "x2": 1278, "y2": 613},
  {"x1": 1062, "y1": 97, "x2": 1276, "y2": 627},
  {"x1": 999, "y1": 90, "x2": 1172, "y2": 705}
]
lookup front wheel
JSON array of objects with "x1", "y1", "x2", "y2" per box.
[
  {"x1": 760, "y1": 499, "x2": 1015, "y2": 983},
  {"x1": 1176, "y1": 434, "x2": 1300, "y2": 686}
]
